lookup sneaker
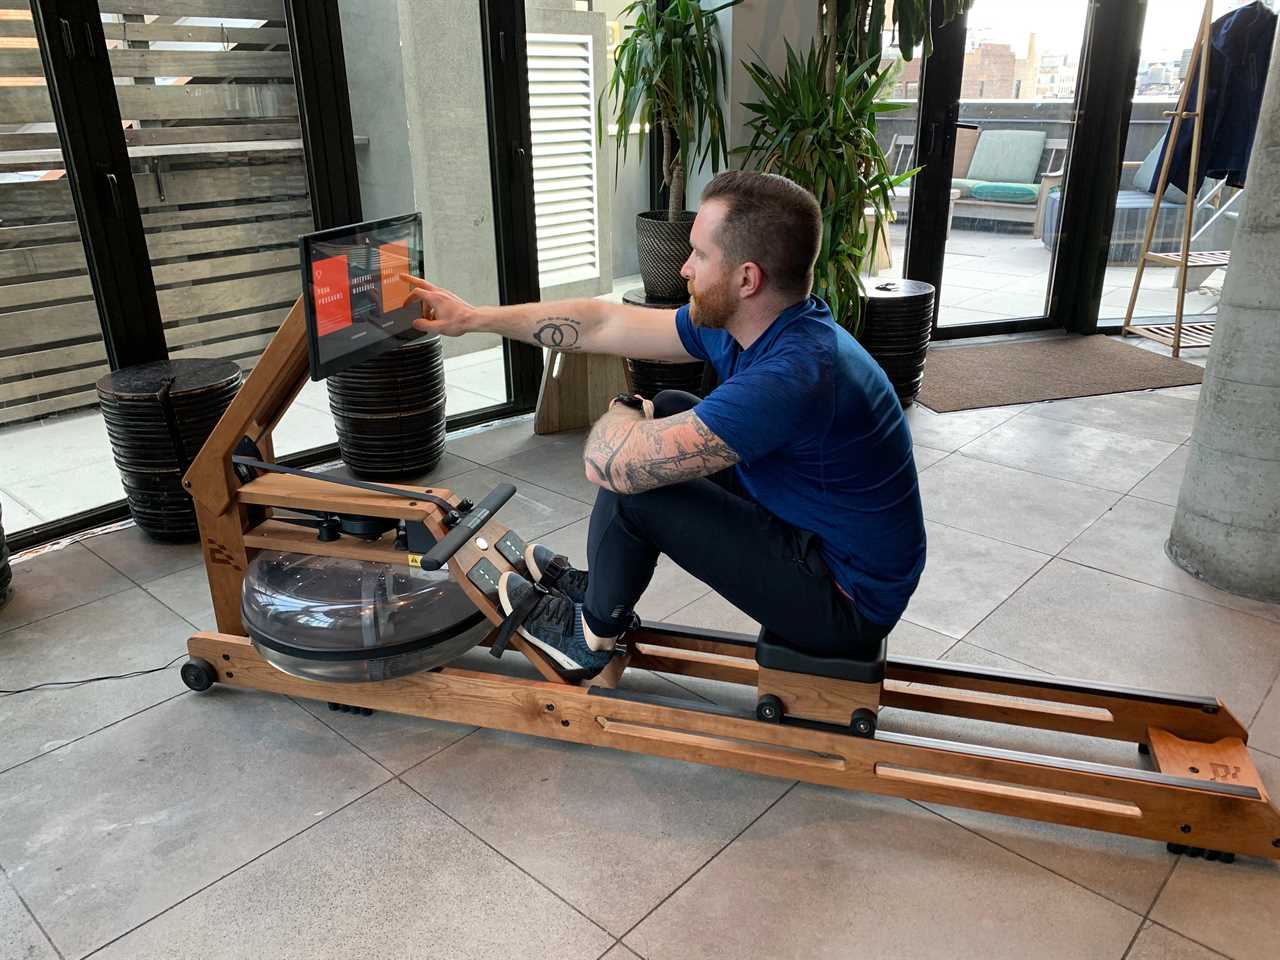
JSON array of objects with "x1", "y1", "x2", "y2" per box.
[
  {"x1": 524, "y1": 543, "x2": 589, "y2": 604},
  {"x1": 498, "y1": 571, "x2": 614, "y2": 680}
]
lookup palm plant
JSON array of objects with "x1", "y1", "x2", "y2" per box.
[
  {"x1": 600, "y1": 0, "x2": 740, "y2": 220},
  {"x1": 738, "y1": 39, "x2": 915, "y2": 337}
]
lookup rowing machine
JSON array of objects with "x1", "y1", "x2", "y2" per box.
[{"x1": 179, "y1": 298, "x2": 1280, "y2": 863}]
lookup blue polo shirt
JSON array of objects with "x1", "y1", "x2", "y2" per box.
[{"x1": 676, "y1": 297, "x2": 926, "y2": 625}]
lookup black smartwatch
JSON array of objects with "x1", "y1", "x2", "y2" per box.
[{"x1": 612, "y1": 393, "x2": 645, "y2": 411}]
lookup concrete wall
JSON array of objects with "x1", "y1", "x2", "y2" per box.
[{"x1": 337, "y1": 0, "x2": 413, "y2": 223}]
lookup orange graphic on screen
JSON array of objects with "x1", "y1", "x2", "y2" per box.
[
  {"x1": 313, "y1": 255, "x2": 352, "y2": 335},
  {"x1": 379, "y1": 241, "x2": 412, "y2": 312}
]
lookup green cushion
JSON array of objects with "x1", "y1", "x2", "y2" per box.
[
  {"x1": 950, "y1": 178, "x2": 981, "y2": 198},
  {"x1": 970, "y1": 181, "x2": 1040, "y2": 204},
  {"x1": 965, "y1": 130, "x2": 1046, "y2": 184}
]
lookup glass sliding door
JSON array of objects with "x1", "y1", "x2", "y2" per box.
[
  {"x1": 933, "y1": 0, "x2": 1089, "y2": 330},
  {"x1": 0, "y1": 3, "x2": 116, "y2": 535}
]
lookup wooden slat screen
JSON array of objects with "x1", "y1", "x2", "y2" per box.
[{"x1": 0, "y1": 0, "x2": 313, "y2": 427}]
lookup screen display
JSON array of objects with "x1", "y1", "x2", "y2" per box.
[{"x1": 300, "y1": 212, "x2": 426, "y2": 380}]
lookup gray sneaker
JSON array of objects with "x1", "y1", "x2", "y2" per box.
[
  {"x1": 524, "y1": 543, "x2": 589, "y2": 604},
  {"x1": 498, "y1": 571, "x2": 614, "y2": 680}
]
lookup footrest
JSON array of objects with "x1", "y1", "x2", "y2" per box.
[{"x1": 754, "y1": 629, "x2": 886, "y2": 685}]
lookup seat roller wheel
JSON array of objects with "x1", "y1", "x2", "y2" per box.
[
  {"x1": 756, "y1": 694, "x2": 784, "y2": 723},
  {"x1": 851, "y1": 708, "x2": 877, "y2": 738}
]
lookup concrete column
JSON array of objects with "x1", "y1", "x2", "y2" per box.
[{"x1": 1167, "y1": 26, "x2": 1280, "y2": 603}]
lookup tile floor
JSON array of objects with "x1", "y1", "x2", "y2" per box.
[{"x1": 3, "y1": 371, "x2": 1278, "y2": 960}]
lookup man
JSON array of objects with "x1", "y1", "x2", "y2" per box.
[{"x1": 407, "y1": 171, "x2": 926, "y2": 680}]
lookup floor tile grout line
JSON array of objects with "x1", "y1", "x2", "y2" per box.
[
  {"x1": 921, "y1": 447, "x2": 1137, "y2": 505},
  {"x1": 396, "y1": 777, "x2": 618, "y2": 943},
  {"x1": 0, "y1": 689, "x2": 188, "y2": 780},
  {"x1": 615, "y1": 781, "x2": 800, "y2": 945},
  {"x1": 921, "y1": 513, "x2": 1059, "y2": 560},
  {"x1": 592, "y1": 939, "x2": 624, "y2": 960},
  {"x1": 651, "y1": 670, "x2": 724, "y2": 707},
  {"x1": 446, "y1": 461, "x2": 596, "y2": 514},
  {"x1": 1139, "y1": 918, "x2": 1238, "y2": 960},
  {"x1": 401, "y1": 726, "x2": 485, "y2": 774},
  {"x1": 1122, "y1": 442, "x2": 1186, "y2": 497},
  {"x1": 129, "y1": 559, "x2": 207, "y2": 592},
  {"x1": 0, "y1": 580, "x2": 137, "y2": 642},
  {"x1": 285, "y1": 696, "x2": 398, "y2": 775},
  {"x1": 1119, "y1": 858, "x2": 1181, "y2": 960},
  {"x1": 295, "y1": 693, "x2": 485, "y2": 782},
  {"x1": 1244, "y1": 665, "x2": 1280, "y2": 730},
  {"x1": 0, "y1": 485, "x2": 44, "y2": 518},
  {"x1": 949, "y1": 445, "x2": 1166, "y2": 498},
  {"x1": 909, "y1": 548, "x2": 1053, "y2": 651},
  {"x1": 914, "y1": 801, "x2": 1151, "y2": 922},
  {"x1": 1050, "y1": 554, "x2": 1280, "y2": 629},
  {"x1": 0, "y1": 858, "x2": 66, "y2": 960},
  {"x1": 77, "y1": 776, "x2": 396, "y2": 960}
]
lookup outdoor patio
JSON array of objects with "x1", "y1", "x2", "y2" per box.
[
  {"x1": 883, "y1": 222, "x2": 1224, "y2": 328},
  {"x1": 1, "y1": 351, "x2": 1276, "y2": 960}
]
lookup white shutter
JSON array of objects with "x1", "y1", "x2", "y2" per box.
[{"x1": 527, "y1": 33, "x2": 600, "y2": 289}]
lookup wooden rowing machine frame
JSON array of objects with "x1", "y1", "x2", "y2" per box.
[{"x1": 180, "y1": 298, "x2": 1280, "y2": 863}]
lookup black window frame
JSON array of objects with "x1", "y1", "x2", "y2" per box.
[
  {"x1": 903, "y1": 0, "x2": 1147, "y2": 342},
  {"x1": 10, "y1": 0, "x2": 544, "y2": 551}
]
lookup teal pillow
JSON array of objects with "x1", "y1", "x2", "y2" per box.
[
  {"x1": 1133, "y1": 134, "x2": 1189, "y2": 204},
  {"x1": 970, "y1": 182, "x2": 1040, "y2": 204},
  {"x1": 950, "y1": 178, "x2": 981, "y2": 198},
  {"x1": 966, "y1": 130, "x2": 1046, "y2": 184}
]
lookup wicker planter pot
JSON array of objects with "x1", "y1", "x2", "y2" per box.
[{"x1": 636, "y1": 210, "x2": 695, "y2": 302}]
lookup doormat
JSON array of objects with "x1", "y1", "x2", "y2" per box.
[{"x1": 916, "y1": 335, "x2": 1204, "y2": 413}]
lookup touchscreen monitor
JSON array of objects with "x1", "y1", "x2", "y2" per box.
[{"x1": 299, "y1": 212, "x2": 426, "y2": 380}]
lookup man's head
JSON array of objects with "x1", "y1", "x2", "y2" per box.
[{"x1": 681, "y1": 171, "x2": 822, "y2": 329}]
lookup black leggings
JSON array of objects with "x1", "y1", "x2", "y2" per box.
[{"x1": 582, "y1": 391, "x2": 890, "y2": 660}]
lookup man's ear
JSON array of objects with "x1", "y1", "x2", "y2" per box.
[{"x1": 739, "y1": 261, "x2": 766, "y2": 298}]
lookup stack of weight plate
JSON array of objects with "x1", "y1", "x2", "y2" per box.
[
  {"x1": 860, "y1": 279, "x2": 936, "y2": 407},
  {"x1": 0, "y1": 500, "x2": 12, "y2": 609},
  {"x1": 625, "y1": 357, "x2": 711, "y2": 400},
  {"x1": 96, "y1": 359, "x2": 243, "y2": 542},
  {"x1": 326, "y1": 335, "x2": 447, "y2": 479}
]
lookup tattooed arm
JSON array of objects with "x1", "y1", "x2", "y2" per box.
[
  {"x1": 404, "y1": 275, "x2": 695, "y2": 361},
  {"x1": 583, "y1": 404, "x2": 741, "y2": 495}
]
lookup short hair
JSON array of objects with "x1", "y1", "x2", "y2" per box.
[{"x1": 700, "y1": 171, "x2": 822, "y2": 300}]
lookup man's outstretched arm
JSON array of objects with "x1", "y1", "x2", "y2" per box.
[{"x1": 584, "y1": 405, "x2": 741, "y2": 495}]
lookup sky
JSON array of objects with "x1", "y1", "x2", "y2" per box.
[{"x1": 959, "y1": 0, "x2": 1263, "y2": 63}]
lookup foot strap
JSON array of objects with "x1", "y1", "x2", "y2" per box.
[
  {"x1": 492, "y1": 582, "x2": 551, "y2": 659},
  {"x1": 535, "y1": 553, "x2": 572, "y2": 589}
]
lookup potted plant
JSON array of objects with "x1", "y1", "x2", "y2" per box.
[
  {"x1": 738, "y1": 39, "x2": 911, "y2": 339},
  {"x1": 600, "y1": 0, "x2": 740, "y2": 303},
  {"x1": 737, "y1": 0, "x2": 975, "y2": 402}
]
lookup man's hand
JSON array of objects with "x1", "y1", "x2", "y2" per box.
[
  {"x1": 608, "y1": 394, "x2": 655, "y2": 419},
  {"x1": 404, "y1": 275, "x2": 474, "y2": 338}
]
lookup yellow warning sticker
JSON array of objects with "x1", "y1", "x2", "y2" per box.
[{"x1": 407, "y1": 554, "x2": 423, "y2": 569}]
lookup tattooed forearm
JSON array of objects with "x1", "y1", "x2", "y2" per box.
[
  {"x1": 621, "y1": 415, "x2": 738, "y2": 493},
  {"x1": 583, "y1": 408, "x2": 643, "y2": 489},
  {"x1": 583, "y1": 409, "x2": 740, "y2": 494},
  {"x1": 532, "y1": 316, "x2": 581, "y2": 351}
]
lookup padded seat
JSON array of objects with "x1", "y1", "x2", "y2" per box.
[{"x1": 754, "y1": 628, "x2": 886, "y2": 685}]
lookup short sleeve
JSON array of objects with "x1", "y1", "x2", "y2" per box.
[
  {"x1": 692, "y1": 355, "x2": 826, "y2": 464},
  {"x1": 674, "y1": 304, "x2": 709, "y2": 362}
]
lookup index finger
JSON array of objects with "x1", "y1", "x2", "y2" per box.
[{"x1": 400, "y1": 274, "x2": 437, "y2": 291}]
